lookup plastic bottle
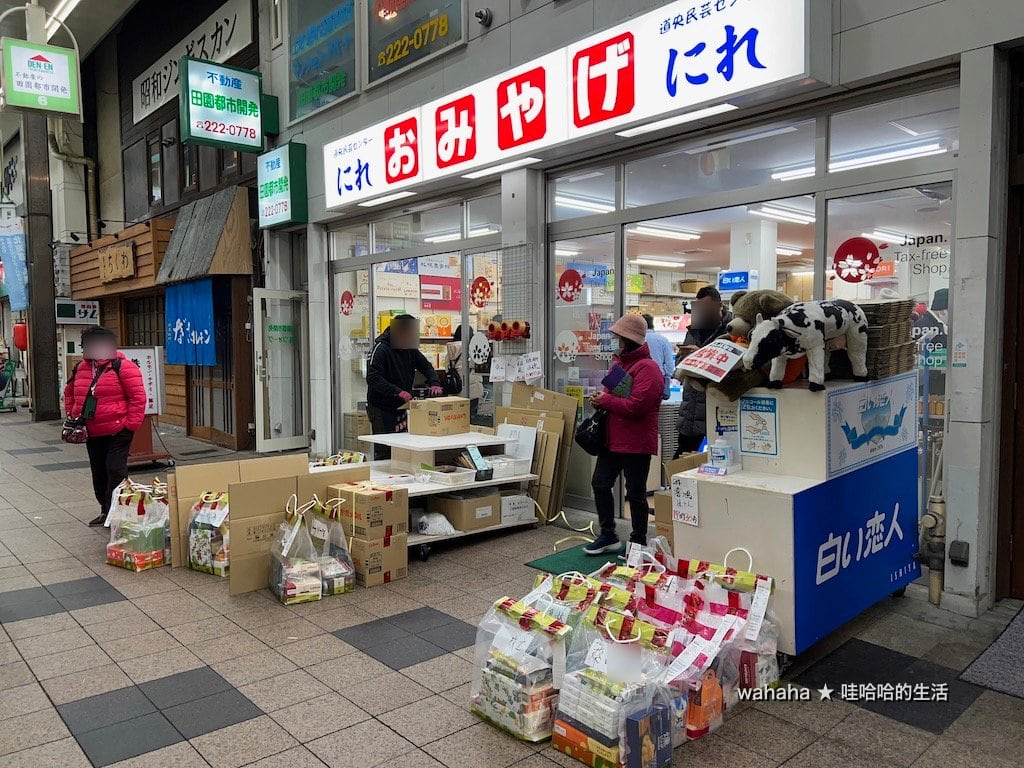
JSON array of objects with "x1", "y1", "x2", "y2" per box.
[{"x1": 709, "y1": 438, "x2": 734, "y2": 468}]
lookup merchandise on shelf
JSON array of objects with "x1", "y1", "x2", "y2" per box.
[{"x1": 187, "y1": 492, "x2": 230, "y2": 577}]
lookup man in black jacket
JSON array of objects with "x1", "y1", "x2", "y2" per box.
[{"x1": 366, "y1": 315, "x2": 443, "y2": 459}]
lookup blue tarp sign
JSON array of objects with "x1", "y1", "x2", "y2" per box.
[
  {"x1": 165, "y1": 278, "x2": 216, "y2": 366},
  {"x1": 0, "y1": 204, "x2": 29, "y2": 311}
]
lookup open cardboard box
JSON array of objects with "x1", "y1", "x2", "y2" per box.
[{"x1": 663, "y1": 452, "x2": 705, "y2": 486}]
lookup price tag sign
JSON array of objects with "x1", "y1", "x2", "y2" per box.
[
  {"x1": 489, "y1": 355, "x2": 506, "y2": 382},
  {"x1": 678, "y1": 339, "x2": 746, "y2": 383},
  {"x1": 671, "y1": 476, "x2": 699, "y2": 526},
  {"x1": 520, "y1": 351, "x2": 544, "y2": 382},
  {"x1": 744, "y1": 577, "x2": 773, "y2": 641},
  {"x1": 584, "y1": 638, "x2": 608, "y2": 672}
]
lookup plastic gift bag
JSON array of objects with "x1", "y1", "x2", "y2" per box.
[
  {"x1": 524, "y1": 572, "x2": 602, "y2": 629},
  {"x1": 188, "y1": 492, "x2": 230, "y2": 577},
  {"x1": 106, "y1": 483, "x2": 169, "y2": 572},
  {"x1": 306, "y1": 497, "x2": 356, "y2": 596},
  {"x1": 270, "y1": 504, "x2": 323, "y2": 605},
  {"x1": 470, "y1": 596, "x2": 572, "y2": 742},
  {"x1": 717, "y1": 614, "x2": 781, "y2": 714}
]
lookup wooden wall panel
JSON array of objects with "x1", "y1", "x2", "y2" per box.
[
  {"x1": 162, "y1": 362, "x2": 187, "y2": 427},
  {"x1": 70, "y1": 220, "x2": 174, "y2": 300}
]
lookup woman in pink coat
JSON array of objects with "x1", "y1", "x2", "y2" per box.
[
  {"x1": 584, "y1": 313, "x2": 663, "y2": 554},
  {"x1": 63, "y1": 327, "x2": 147, "y2": 525}
]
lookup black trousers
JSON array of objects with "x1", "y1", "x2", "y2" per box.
[
  {"x1": 366, "y1": 405, "x2": 406, "y2": 461},
  {"x1": 675, "y1": 433, "x2": 705, "y2": 458},
  {"x1": 591, "y1": 451, "x2": 652, "y2": 544},
  {"x1": 86, "y1": 429, "x2": 134, "y2": 513}
]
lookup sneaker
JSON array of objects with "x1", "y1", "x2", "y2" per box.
[
  {"x1": 88, "y1": 514, "x2": 105, "y2": 527},
  {"x1": 584, "y1": 533, "x2": 622, "y2": 555}
]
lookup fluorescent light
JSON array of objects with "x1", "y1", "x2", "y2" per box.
[
  {"x1": 559, "y1": 170, "x2": 606, "y2": 184},
  {"x1": 635, "y1": 258, "x2": 687, "y2": 268},
  {"x1": 627, "y1": 225, "x2": 700, "y2": 241},
  {"x1": 554, "y1": 195, "x2": 615, "y2": 213},
  {"x1": 615, "y1": 103, "x2": 737, "y2": 138},
  {"x1": 749, "y1": 205, "x2": 815, "y2": 225},
  {"x1": 775, "y1": 246, "x2": 803, "y2": 257},
  {"x1": 422, "y1": 226, "x2": 497, "y2": 243},
  {"x1": 829, "y1": 143, "x2": 946, "y2": 172},
  {"x1": 45, "y1": 0, "x2": 81, "y2": 39},
  {"x1": 356, "y1": 190, "x2": 416, "y2": 207},
  {"x1": 554, "y1": 248, "x2": 579, "y2": 257},
  {"x1": 770, "y1": 166, "x2": 815, "y2": 181},
  {"x1": 791, "y1": 270, "x2": 815, "y2": 277},
  {"x1": 862, "y1": 230, "x2": 905, "y2": 245},
  {"x1": 681, "y1": 125, "x2": 798, "y2": 155},
  {"x1": 462, "y1": 156, "x2": 542, "y2": 179}
]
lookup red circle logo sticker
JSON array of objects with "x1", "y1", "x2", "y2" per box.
[
  {"x1": 470, "y1": 276, "x2": 492, "y2": 308},
  {"x1": 557, "y1": 268, "x2": 584, "y2": 303},
  {"x1": 339, "y1": 290, "x2": 354, "y2": 316},
  {"x1": 833, "y1": 237, "x2": 883, "y2": 283}
]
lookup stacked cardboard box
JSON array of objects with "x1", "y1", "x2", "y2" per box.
[
  {"x1": 329, "y1": 482, "x2": 409, "y2": 587},
  {"x1": 343, "y1": 411, "x2": 374, "y2": 456},
  {"x1": 407, "y1": 396, "x2": 470, "y2": 436}
]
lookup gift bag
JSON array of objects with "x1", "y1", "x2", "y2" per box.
[
  {"x1": 106, "y1": 483, "x2": 169, "y2": 572},
  {"x1": 470, "y1": 596, "x2": 572, "y2": 742},
  {"x1": 270, "y1": 506, "x2": 322, "y2": 605},
  {"x1": 188, "y1": 492, "x2": 230, "y2": 577},
  {"x1": 717, "y1": 613, "x2": 781, "y2": 714},
  {"x1": 524, "y1": 572, "x2": 602, "y2": 630},
  {"x1": 306, "y1": 497, "x2": 356, "y2": 596}
]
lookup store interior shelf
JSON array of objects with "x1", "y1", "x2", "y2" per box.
[
  {"x1": 367, "y1": 463, "x2": 538, "y2": 497},
  {"x1": 408, "y1": 518, "x2": 537, "y2": 546},
  {"x1": 637, "y1": 291, "x2": 698, "y2": 300},
  {"x1": 357, "y1": 432, "x2": 514, "y2": 449}
]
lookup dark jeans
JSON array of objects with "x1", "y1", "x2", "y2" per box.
[
  {"x1": 675, "y1": 433, "x2": 705, "y2": 458},
  {"x1": 591, "y1": 451, "x2": 652, "y2": 544},
  {"x1": 86, "y1": 429, "x2": 134, "y2": 513},
  {"x1": 366, "y1": 405, "x2": 406, "y2": 460}
]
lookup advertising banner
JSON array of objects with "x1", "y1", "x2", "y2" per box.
[
  {"x1": 0, "y1": 204, "x2": 28, "y2": 311},
  {"x1": 165, "y1": 279, "x2": 216, "y2": 366}
]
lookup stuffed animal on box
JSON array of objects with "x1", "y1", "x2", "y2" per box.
[{"x1": 742, "y1": 299, "x2": 869, "y2": 392}]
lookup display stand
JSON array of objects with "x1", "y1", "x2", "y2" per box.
[
  {"x1": 669, "y1": 372, "x2": 921, "y2": 656},
  {"x1": 128, "y1": 415, "x2": 173, "y2": 467},
  {"x1": 359, "y1": 432, "x2": 539, "y2": 560}
]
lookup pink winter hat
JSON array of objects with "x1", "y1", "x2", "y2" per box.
[{"x1": 609, "y1": 314, "x2": 648, "y2": 345}]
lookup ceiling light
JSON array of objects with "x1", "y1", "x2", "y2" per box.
[
  {"x1": 45, "y1": 0, "x2": 82, "y2": 40},
  {"x1": 791, "y1": 270, "x2": 815, "y2": 277},
  {"x1": 554, "y1": 248, "x2": 579, "y2": 257},
  {"x1": 559, "y1": 170, "x2": 606, "y2": 184},
  {"x1": 861, "y1": 230, "x2": 905, "y2": 245},
  {"x1": 627, "y1": 225, "x2": 700, "y2": 241},
  {"x1": 635, "y1": 258, "x2": 687, "y2": 268},
  {"x1": 749, "y1": 205, "x2": 815, "y2": 225},
  {"x1": 421, "y1": 226, "x2": 497, "y2": 244},
  {"x1": 775, "y1": 246, "x2": 803, "y2": 257},
  {"x1": 681, "y1": 125, "x2": 798, "y2": 155},
  {"x1": 462, "y1": 156, "x2": 542, "y2": 179},
  {"x1": 554, "y1": 195, "x2": 615, "y2": 213},
  {"x1": 770, "y1": 166, "x2": 815, "y2": 181},
  {"x1": 357, "y1": 190, "x2": 416, "y2": 207},
  {"x1": 615, "y1": 103, "x2": 737, "y2": 138},
  {"x1": 829, "y1": 142, "x2": 946, "y2": 172}
]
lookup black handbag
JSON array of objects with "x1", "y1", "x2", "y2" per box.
[
  {"x1": 443, "y1": 359, "x2": 463, "y2": 396},
  {"x1": 574, "y1": 409, "x2": 608, "y2": 456}
]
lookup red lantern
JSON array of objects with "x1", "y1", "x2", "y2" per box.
[{"x1": 13, "y1": 322, "x2": 28, "y2": 351}]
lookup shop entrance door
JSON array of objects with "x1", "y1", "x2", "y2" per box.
[{"x1": 253, "y1": 289, "x2": 310, "y2": 453}]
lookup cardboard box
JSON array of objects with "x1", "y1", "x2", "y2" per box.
[
  {"x1": 501, "y1": 490, "x2": 536, "y2": 524},
  {"x1": 663, "y1": 452, "x2": 705, "y2": 486},
  {"x1": 529, "y1": 483, "x2": 554, "y2": 520},
  {"x1": 350, "y1": 533, "x2": 408, "y2": 587},
  {"x1": 296, "y1": 464, "x2": 371, "y2": 503},
  {"x1": 553, "y1": 718, "x2": 620, "y2": 768},
  {"x1": 329, "y1": 482, "x2": 409, "y2": 539},
  {"x1": 226, "y1": 476, "x2": 300, "y2": 596},
  {"x1": 407, "y1": 396, "x2": 470, "y2": 436},
  {"x1": 653, "y1": 491, "x2": 672, "y2": 541},
  {"x1": 428, "y1": 490, "x2": 500, "y2": 532},
  {"x1": 238, "y1": 454, "x2": 309, "y2": 482}
]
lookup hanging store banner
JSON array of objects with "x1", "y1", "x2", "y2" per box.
[
  {"x1": 165, "y1": 279, "x2": 217, "y2": 366},
  {"x1": 180, "y1": 58, "x2": 263, "y2": 152},
  {"x1": 365, "y1": 0, "x2": 465, "y2": 86},
  {"x1": 1, "y1": 38, "x2": 81, "y2": 117},
  {"x1": 132, "y1": 0, "x2": 252, "y2": 125},
  {"x1": 324, "y1": 0, "x2": 826, "y2": 210},
  {"x1": 0, "y1": 204, "x2": 28, "y2": 311},
  {"x1": 257, "y1": 143, "x2": 308, "y2": 228}
]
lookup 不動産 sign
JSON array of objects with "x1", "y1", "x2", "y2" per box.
[
  {"x1": 257, "y1": 143, "x2": 308, "y2": 228},
  {"x1": 2, "y1": 38, "x2": 80, "y2": 116},
  {"x1": 180, "y1": 57, "x2": 263, "y2": 152}
]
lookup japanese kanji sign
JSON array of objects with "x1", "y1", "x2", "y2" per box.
[
  {"x1": 678, "y1": 338, "x2": 746, "y2": 383},
  {"x1": 180, "y1": 58, "x2": 263, "y2": 152},
  {"x1": 323, "y1": 0, "x2": 824, "y2": 210},
  {"x1": 121, "y1": 347, "x2": 164, "y2": 415},
  {"x1": 739, "y1": 395, "x2": 779, "y2": 456},
  {"x1": 366, "y1": 0, "x2": 464, "y2": 86},
  {"x1": 0, "y1": 204, "x2": 28, "y2": 311},
  {"x1": 132, "y1": 0, "x2": 252, "y2": 125},
  {"x1": 55, "y1": 299, "x2": 99, "y2": 325},
  {"x1": 2, "y1": 38, "x2": 80, "y2": 117},
  {"x1": 289, "y1": 1, "x2": 356, "y2": 121},
  {"x1": 257, "y1": 143, "x2": 308, "y2": 228}
]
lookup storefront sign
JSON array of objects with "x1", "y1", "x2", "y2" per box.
[
  {"x1": 826, "y1": 372, "x2": 916, "y2": 480},
  {"x1": 324, "y1": 0, "x2": 824, "y2": 209},
  {"x1": 833, "y1": 237, "x2": 884, "y2": 283},
  {"x1": 257, "y1": 143, "x2": 308, "y2": 228},
  {"x1": 132, "y1": 0, "x2": 253, "y2": 125},
  {"x1": 0, "y1": 204, "x2": 28, "y2": 311},
  {"x1": 121, "y1": 347, "x2": 164, "y2": 415},
  {"x1": 793, "y1": 448, "x2": 920, "y2": 652},
  {"x1": 289, "y1": 1, "x2": 357, "y2": 121},
  {"x1": 365, "y1": 0, "x2": 465, "y2": 86},
  {"x1": 55, "y1": 299, "x2": 99, "y2": 325},
  {"x1": 97, "y1": 243, "x2": 136, "y2": 283},
  {"x1": 180, "y1": 58, "x2": 263, "y2": 152},
  {"x1": 739, "y1": 395, "x2": 778, "y2": 456},
  {"x1": 717, "y1": 270, "x2": 757, "y2": 293},
  {"x1": 165, "y1": 279, "x2": 217, "y2": 366},
  {"x1": 1, "y1": 38, "x2": 80, "y2": 116}
]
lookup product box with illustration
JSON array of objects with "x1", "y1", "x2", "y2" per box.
[
  {"x1": 349, "y1": 533, "x2": 408, "y2": 587},
  {"x1": 407, "y1": 396, "x2": 470, "y2": 436},
  {"x1": 428, "y1": 490, "x2": 500, "y2": 532},
  {"x1": 328, "y1": 482, "x2": 409, "y2": 539}
]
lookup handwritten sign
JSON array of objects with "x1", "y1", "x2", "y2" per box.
[
  {"x1": 678, "y1": 339, "x2": 746, "y2": 383},
  {"x1": 520, "y1": 351, "x2": 544, "y2": 382},
  {"x1": 671, "y1": 475, "x2": 699, "y2": 526},
  {"x1": 98, "y1": 243, "x2": 135, "y2": 283}
]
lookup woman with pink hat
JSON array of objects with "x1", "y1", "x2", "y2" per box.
[{"x1": 584, "y1": 313, "x2": 664, "y2": 554}]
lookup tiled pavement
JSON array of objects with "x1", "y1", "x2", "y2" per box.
[{"x1": 2, "y1": 411, "x2": 1024, "y2": 767}]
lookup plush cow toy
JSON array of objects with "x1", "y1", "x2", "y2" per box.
[{"x1": 742, "y1": 299, "x2": 869, "y2": 392}]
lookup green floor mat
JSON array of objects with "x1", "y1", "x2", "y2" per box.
[{"x1": 525, "y1": 543, "x2": 620, "y2": 575}]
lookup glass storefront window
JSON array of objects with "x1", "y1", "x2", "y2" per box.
[
  {"x1": 830, "y1": 87, "x2": 959, "y2": 173},
  {"x1": 549, "y1": 166, "x2": 616, "y2": 221},
  {"x1": 373, "y1": 203, "x2": 463, "y2": 252},
  {"x1": 468, "y1": 194, "x2": 502, "y2": 238},
  {"x1": 329, "y1": 224, "x2": 369, "y2": 260},
  {"x1": 288, "y1": 1, "x2": 357, "y2": 122},
  {"x1": 332, "y1": 269, "x2": 372, "y2": 451},
  {"x1": 625, "y1": 120, "x2": 816, "y2": 207}
]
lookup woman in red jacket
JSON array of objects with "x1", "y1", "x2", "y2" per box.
[
  {"x1": 64, "y1": 327, "x2": 147, "y2": 525},
  {"x1": 584, "y1": 314, "x2": 664, "y2": 554}
]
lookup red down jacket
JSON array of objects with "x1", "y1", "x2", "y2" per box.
[
  {"x1": 600, "y1": 344, "x2": 663, "y2": 455},
  {"x1": 63, "y1": 352, "x2": 147, "y2": 437}
]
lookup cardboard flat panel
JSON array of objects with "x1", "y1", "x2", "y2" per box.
[
  {"x1": 226, "y1": 476, "x2": 299, "y2": 596},
  {"x1": 238, "y1": 454, "x2": 310, "y2": 482},
  {"x1": 174, "y1": 460, "x2": 241, "y2": 499},
  {"x1": 296, "y1": 465, "x2": 371, "y2": 504}
]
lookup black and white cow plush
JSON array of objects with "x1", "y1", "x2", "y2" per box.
[{"x1": 742, "y1": 299, "x2": 869, "y2": 392}]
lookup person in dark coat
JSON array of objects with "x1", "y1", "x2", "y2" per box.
[
  {"x1": 366, "y1": 315, "x2": 443, "y2": 460},
  {"x1": 584, "y1": 314, "x2": 664, "y2": 554},
  {"x1": 673, "y1": 286, "x2": 733, "y2": 457}
]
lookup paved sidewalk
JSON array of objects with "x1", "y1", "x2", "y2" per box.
[{"x1": 1, "y1": 411, "x2": 1022, "y2": 767}]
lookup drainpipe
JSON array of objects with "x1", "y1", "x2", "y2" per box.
[{"x1": 47, "y1": 132, "x2": 98, "y2": 243}]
